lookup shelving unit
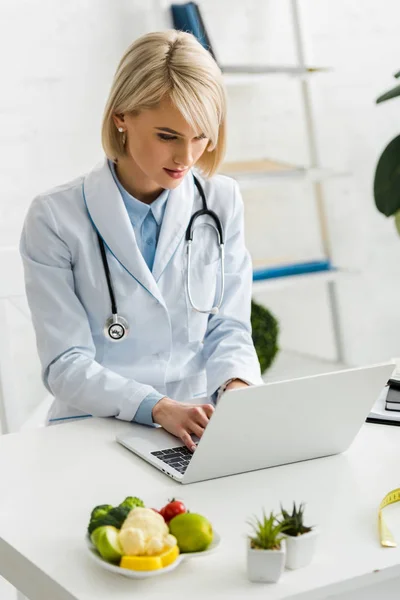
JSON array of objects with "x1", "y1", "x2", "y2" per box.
[
  {"x1": 217, "y1": 0, "x2": 344, "y2": 362},
  {"x1": 165, "y1": 0, "x2": 344, "y2": 362}
]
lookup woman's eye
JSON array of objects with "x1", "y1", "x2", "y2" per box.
[{"x1": 157, "y1": 133, "x2": 176, "y2": 141}]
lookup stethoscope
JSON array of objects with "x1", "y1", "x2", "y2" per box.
[{"x1": 99, "y1": 176, "x2": 225, "y2": 342}]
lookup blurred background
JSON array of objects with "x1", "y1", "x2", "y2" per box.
[
  {"x1": 2, "y1": 0, "x2": 400, "y2": 596},
  {"x1": 1, "y1": 0, "x2": 400, "y2": 432}
]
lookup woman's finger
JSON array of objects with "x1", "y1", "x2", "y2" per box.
[
  {"x1": 180, "y1": 429, "x2": 197, "y2": 452},
  {"x1": 188, "y1": 406, "x2": 209, "y2": 428},
  {"x1": 201, "y1": 404, "x2": 215, "y2": 418},
  {"x1": 188, "y1": 420, "x2": 205, "y2": 439}
]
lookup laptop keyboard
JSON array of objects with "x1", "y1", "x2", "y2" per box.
[{"x1": 151, "y1": 446, "x2": 193, "y2": 474}]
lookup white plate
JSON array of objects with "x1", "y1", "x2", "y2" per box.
[
  {"x1": 86, "y1": 542, "x2": 185, "y2": 579},
  {"x1": 86, "y1": 530, "x2": 220, "y2": 577}
]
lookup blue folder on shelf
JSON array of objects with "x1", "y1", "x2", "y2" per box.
[
  {"x1": 170, "y1": 2, "x2": 217, "y2": 61},
  {"x1": 252, "y1": 260, "x2": 334, "y2": 281}
]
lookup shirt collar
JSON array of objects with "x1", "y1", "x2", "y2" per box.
[{"x1": 108, "y1": 159, "x2": 169, "y2": 227}]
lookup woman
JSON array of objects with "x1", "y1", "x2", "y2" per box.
[{"x1": 20, "y1": 30, "x2": 262, "y2": 451}]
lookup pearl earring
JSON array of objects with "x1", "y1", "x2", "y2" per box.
[{"x1": 118, "y1": 127, "x2": 127, "y2": 146}]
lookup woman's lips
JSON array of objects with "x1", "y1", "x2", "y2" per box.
[{"x1": 163, "y1": 168, "x2": 187, "y2": 179}]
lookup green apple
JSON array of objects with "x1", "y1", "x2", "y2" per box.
[
  {"x1": 91, "y1": 526, "x2": 122, "y2": 563},
  {"x1": 90, "y1": 526, "x2": 105, "y2": 548},
  {"x1": 169, "y1": 513, "x2": 213, "y2": 553}
]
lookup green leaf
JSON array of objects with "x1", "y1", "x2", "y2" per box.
[
  {"x1": 395, "y1": 211, "x2": 400, "y2": 236},
  {"x1": 376, "y1": 84, "x2": 400, "y2": 104},
  {"x1": 373, "y1": 135, "x2": 400, "y2": 216},
  {"x1": 278, "y1": 501, "x2": 312, "y2": 536},
  {"x1": 394, "y1": 70, "x2": 400, "y2": 79},
  {"x1": 247, "y1": 510, "x2": 286, "y2": 550}
]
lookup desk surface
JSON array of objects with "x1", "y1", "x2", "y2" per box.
[{"x1": 1, "y1": 418, "x2": 400, "y2": 600}]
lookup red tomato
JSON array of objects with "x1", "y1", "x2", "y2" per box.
[
  {"x1": 151, "y1": 508, "x2": 162, "y2": 515},
  {"x1": 162, "y1": 500, "x2": 187, "y2": 522}
]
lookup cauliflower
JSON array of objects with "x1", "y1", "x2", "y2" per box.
[
  {"x1": 118, "y1": 527, "x2": 146, "y2": 556},
  {"x1": 145, "y1": 536, "x2": 165, "y2": 556},
  {"x1": 118, "y1": 507, "x2": 177, "y2": 556},
  {"x1": 164, "y1": 534, "x2": 178, "y2": 549}
]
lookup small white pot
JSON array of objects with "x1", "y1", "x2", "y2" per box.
[
  {"x1": 247, "y1": 538, "x2": 286, "y2": 583},
  {"x1": 284, "y1": 528, "x2": 319, "y2": 570}
]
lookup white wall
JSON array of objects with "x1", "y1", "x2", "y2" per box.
[{"x1": 1, "y1": 0, "x2": 400, "y2": 416}]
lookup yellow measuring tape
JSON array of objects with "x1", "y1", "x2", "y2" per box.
[{"x1": 379, "y1": 488, "x2": 400, "y2": 547}]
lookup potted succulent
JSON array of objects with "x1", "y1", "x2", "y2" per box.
[
  {"x1": 279, "y1": 502, "x2": 318, "y2": 570},
  {"x1": 246, "y1": 510, "x2": 287, "y2": 583}
]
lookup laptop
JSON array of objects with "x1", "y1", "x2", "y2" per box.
[{"x1": 116, "y1": 362, "x2": 394, "y2": 484}]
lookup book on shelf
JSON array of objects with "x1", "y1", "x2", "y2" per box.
[
  {"x1": 252, "y1": 260, "x2": 333, "y2": 281},
  {"x1": 170, "y1": 2, "x2": 217, "y2": 61}
]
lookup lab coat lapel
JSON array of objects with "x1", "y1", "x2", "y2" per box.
[
  {"x1": 82, "y1": 159, "x2": 165, "y2": 305},
  {"x1": 152, "y1": 172, "x2": 195, "y2": 282}
]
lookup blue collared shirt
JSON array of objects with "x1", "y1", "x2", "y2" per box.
[{"x1": 108, "y1": 159, "x2": 169, "y2": 426}]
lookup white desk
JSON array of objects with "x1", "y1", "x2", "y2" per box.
[{"x1": 1, "y1": 418, "x2": 400, "y2": 600}]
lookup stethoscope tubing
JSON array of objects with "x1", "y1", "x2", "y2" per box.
[{"x1": 99, "y1": 175, "x2": 225, "y2": 340}]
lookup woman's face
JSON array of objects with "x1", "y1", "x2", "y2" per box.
[{"x1": 113, "y1": 96, "x2": 210, "y2": 190}]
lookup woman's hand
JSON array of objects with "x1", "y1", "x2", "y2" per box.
[{"x1": 152, "y1": 397, "x2": 215, "y2": 452}]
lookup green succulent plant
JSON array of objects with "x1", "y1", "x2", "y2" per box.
[
  {"x1": 250, "y1": 300, "x2": 279, "y2": 373},
  {"x1": 247, "y1": 510, "x2": 287, "y2": 551},
  {"x1": 278, "y1": 502, "x2": 313, "y2": 537},
  {"x1": 374, "y1": 70, "x2": 400, "y2": 235}
]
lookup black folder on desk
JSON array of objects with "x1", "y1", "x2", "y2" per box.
[{"x1": 366, "y1": 416, "x2": 400, "y2": 427}]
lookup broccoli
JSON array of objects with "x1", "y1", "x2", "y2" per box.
[
  {"x1": 118, "y1": 496, "x2": 145, "y2": 511},
  {"x1": 90, "y1": 504, "x2": 113, "y2": 521},
  {"x1": 87, "y1": 497, "x2": 145, "y2": 535},
  {"x1": 88, "y1": 505, "x2": 131, "y2": 535}
]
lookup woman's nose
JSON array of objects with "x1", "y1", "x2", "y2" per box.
[{"x1": 173, "y1": 143, "x2": 192, "y2": 167}]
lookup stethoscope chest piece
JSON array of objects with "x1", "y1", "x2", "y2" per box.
[{"x1": 104, "y1": 314, "x2": 129, "y2": 341}]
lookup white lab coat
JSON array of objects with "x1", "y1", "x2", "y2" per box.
[{"x1": 20, "y1": 158, "x2": 262, "y2": 423}]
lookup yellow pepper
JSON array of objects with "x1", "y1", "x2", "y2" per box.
[{"x1": 120, "y1": 544, "x2": 179, "y2": 571}]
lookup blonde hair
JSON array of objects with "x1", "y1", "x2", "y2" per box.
[{"x1": 101, "y1": 30, "x2": 226, "y2": 178}]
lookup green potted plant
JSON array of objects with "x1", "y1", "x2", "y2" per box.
[
  {"x1": 246, "y1": 510, "x2": 286, "y2": 583},
  {"x1": 279, "y1": 502, "x2": 318, "y2": 570},
  {"x1": 373, "y1": 72, "x2": 400, "y2": 233},
  {"x1": 250, "y1": 300, "x2": 279, "y2": 374}
]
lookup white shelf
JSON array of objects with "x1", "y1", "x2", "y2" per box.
[
  {"x1": 252, "y1": 269, "x2": 342, "y2": 292},
  {"x1": 222, "y1": 65, "x2": 330, "y2": 85},
  {"x1": 219, "y1": 159, "x2": 348, "y2": 186}
]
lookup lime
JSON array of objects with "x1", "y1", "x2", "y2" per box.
[
  {"x1": 91, "y1": 526, "x2": 122, "y2": 563},
  {"x1": 169, "y1": 513, "x2": 213, "y2": 553}
]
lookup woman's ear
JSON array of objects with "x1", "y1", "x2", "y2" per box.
[{"x1": 113, "y1": 113, "x2": 125, "y2": 129}]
